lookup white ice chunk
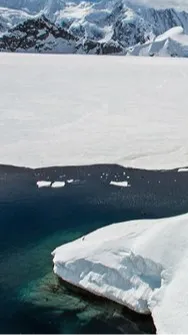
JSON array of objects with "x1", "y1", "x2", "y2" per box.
[
  {"x1": 51, "y1": 181, "x2": 65, "y2": 188},
  {"x1": 178, "y1": 167, "x2": 188, "y2": 172},
  {"x1": 67, "y1": 179, "x2": 74, "y2": 183},
  {"x1": 36, "y1": 181, "x2": 51, "y2": 188},
  {"x1": 110, "y1": 181, "x2": 130, "y2": 187}
]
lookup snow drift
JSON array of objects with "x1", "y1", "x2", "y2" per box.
[{"x1": 52, "y1": 212, "x2": 188, "y2": 334}]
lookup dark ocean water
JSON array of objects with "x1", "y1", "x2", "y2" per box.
[{"x1": 1, "y1": 163, "x2": 188, "y2": 334}]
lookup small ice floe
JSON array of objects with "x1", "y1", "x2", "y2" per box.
[
  {"x1": 67, "y1": 179, "x2": 74, "y2": 183},
  {"x1": 110, "y1": 181, "x2": 130, "y2": 187},
  {"x1": 51, "y1": 181, "x2": 65, "y2": 188},
  {"x1": 37, "y1": 181, "x2": 65, "y2": 188},
  {"x1": 178, "y1": 168, "x2": 188, "y2": 172},
  {"x1": 36, "y1": 181, "x2": 51, "y2": 188},
  {"x1": 67, "y1": 179, "x2": 85, "y2": 185}
]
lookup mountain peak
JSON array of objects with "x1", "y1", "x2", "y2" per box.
[{"x1": 0, "y1": 0, "x2": 188, "y2": 56}]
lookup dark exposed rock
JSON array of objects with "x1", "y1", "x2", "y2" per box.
[
  {"x1": 144, "y1": 8, "x2": 188, "y2": 35},
  {"x1": 112, "y1": 19, "x2": 149, "y2": 47},
  {"x1": 0, "y1": 15, "x2": 77, "y2": 52},
  {"x1": 76, "y1": 38, "x2": 124, "y2": 55},
  {"x1": 97, "y1": 40, "x2": 124, "y2": 55}
]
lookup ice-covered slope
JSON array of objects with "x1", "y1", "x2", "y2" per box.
[
  {"x1": 1, "y1": 53, "x2": 188, "y2": 168},
  {"x1": 52, "y1": 212, "x2": 188, "y2": 333},
  {"x1": 0, "y1": 0, "x2": 47, "y2": 13},
  {"x1": 0, "y1": 6, "x2": 33, "y2": 32},
  {"x1": 129, "y1": 26, "x2": 188, "y2": 56}
]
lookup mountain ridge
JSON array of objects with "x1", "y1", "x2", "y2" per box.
[{"x1": 1, "y1": 0, "x2": 188, "y2": 56}]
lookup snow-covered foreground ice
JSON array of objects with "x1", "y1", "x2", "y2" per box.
[
  {"x1": 1, "y1": 53, "x2": 188, "y2": 169},
  {"x1": 52, "y1": 213, "x2": 188, "y2": 334}
]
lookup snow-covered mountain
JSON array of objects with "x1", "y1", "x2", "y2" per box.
[
  {"x1": 1, "y1": 0, "x2": 188, "y2": 56},
  {"x1": 0, "y1": 0, "x2": 47, "y2": 13}
]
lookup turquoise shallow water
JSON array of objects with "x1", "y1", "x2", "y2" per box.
[
  {"x1": 1, "y1": 162, "x2": 188, "y2": 333},
  {"x1": 0, "y1": 223, "x2": 154, "y2": 334}
]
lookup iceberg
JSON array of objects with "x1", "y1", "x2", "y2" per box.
[
  {"x1": 36, "y1": 180, "x2": 51, "y2": 188},
  {"x1": 52, "y1": 213, "x2": 188, "y2": 334}
]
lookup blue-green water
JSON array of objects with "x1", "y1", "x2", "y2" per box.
[
  {"x1": 1, "y1": 163, "x2": 188, "y2": 333},
  {"x1": 0, "y1": 219, "x2": 153, "y2": 334}
]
